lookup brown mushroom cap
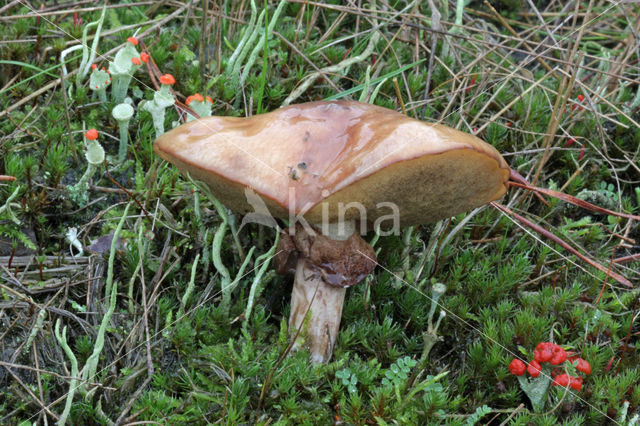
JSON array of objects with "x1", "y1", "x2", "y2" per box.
[{"x1": 154, "y1": 100, "x2": 509, "y2": 225}]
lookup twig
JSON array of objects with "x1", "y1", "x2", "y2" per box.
[
  {"x1": 113, "y1": 375, "x2": 154, "y2": 426},
  {"x1": 484, "y1": 0, "x2": 556, "y2": 76},
  {"x1": 0, "y1": 2, "x2": 155, "y2": 20},
  {"x1": 136, "y1": 224, "x2": 155, "y2": 381},
  {"x1": 283, "y1": 32, "x2": 381, "y2": 105},
  {"x1": 491, "y1": 202, "x2": 632, "y2": 288},
  {"x1": 103, "y1": 160, "x2": 152, "y2": 223},
  {"x1": 498, "y1": 403, "x2": 525, "y2": 425},
  {"x1": 2, "y1": 363, "x2": 60, "y2": 421},
  {"x1": 422, "y1": 0, "x2": 441, "y2": 119},
  {"x1": 0, "y1": 361, "x2": 115, "y2": 390}
]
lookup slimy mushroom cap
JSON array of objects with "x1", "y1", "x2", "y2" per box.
[{"x1": 154, "y1": 100, "x2": 509, "y2": 226}]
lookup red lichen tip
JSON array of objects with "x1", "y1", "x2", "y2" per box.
[
  {"x1": 186, "y1": 93, "x2": 204, "y2": 105},
  {"x1": 206, "y1": 95, "x2": 213, "y2": 103},
  {"x1": 140, "y1": 52, "x2": 150, "y2": 63},
  {"x1": 131, "y1": 57, "x2": 141, "y2": 66},
  {"x1": 85, "y1": 129, "x2": 99, "y2": 140},
  {"x1": 91, "y1": 64, "x2": 97, "y2": 70},
  {"x1": 127, "y1": 36, "x2": 139, "y2": 45},
  {"x1": 577, "y1": 94, "x2": 585, "y2": 102},
  {"x1": 159, "y1": 74, "x2": 175, "y2": 86}
]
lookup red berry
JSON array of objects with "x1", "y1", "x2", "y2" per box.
[
  {"x1": 575, "y1": 358, "x2": 591, "y2": 375},
  {"x1": 550, "y1": 346, "x2": 567, "y2": 365},
  {"x1": 536, "y1": 342, "x2": 553, "y2": 351},
  {"x1": 539, "y1": 348, "x2": 553, "y2": 363},
  {"x1": 509, "y1": 359, "x2": 526, "y2": 376},
  {"x1": 553, "y1": 373, "x2": 570, "y2": 387},
  {"x1": 569, "y1": 376, "x2": 583, "y2": 390},
  {"x1": 527, "y1": 360, "x2": 541, "y2": 378}
]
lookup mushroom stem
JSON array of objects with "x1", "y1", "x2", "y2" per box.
[
  {"x1": 290, "y1": 259, "x2": 346, "y2": 364},
  {"x1": 288, "y1": 220, "x2": 356, "y2": 364}
]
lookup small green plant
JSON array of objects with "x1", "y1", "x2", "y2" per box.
[
  {"x1": 567, "y1": 180, "x2": 620, "y2": 215},
  {"x1": 381, "y1": 356, "x2": 416, "y2": 389},
  {"x1": 336, "y1": 368, "x2": 358, "y2": 394},
  {"x1": 0, "y1": 184, "x2": 36, "y2": 252},
  {"x1": 466, "y1": 405, "x2": 493, "y2": 426}
]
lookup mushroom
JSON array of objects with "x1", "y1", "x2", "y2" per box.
[{"x1": 154, "y1": 100, "x2": 509, "y2": 363}]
